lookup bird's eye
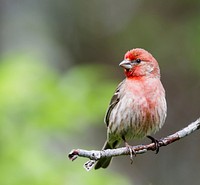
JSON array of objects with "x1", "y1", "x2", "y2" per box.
[{"x1": 136, "y1": 59, "x2": 141, "y2": 63}]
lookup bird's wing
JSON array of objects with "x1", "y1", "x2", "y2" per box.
[{"x1": 104, "y1": 80, "x2": 125, "y2": 127}]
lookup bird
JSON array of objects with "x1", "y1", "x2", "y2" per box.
[{"x1": 94, "y1": 48, "x2": 167, "y2": 170}]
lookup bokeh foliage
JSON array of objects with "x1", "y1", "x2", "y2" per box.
[
  {"x1": 1, "y1": 0, "x2": 200, "y2": 184},
  {"x1": 0, "y1": 55, "x2": 131, "y2": 185}
]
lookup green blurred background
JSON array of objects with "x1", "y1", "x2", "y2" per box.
[{"x1": 1, "y1": 0, "x2": 200, "y2": 185}]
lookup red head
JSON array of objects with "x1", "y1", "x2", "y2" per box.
[{"x1": 119, "y1": 48, "x2": 160, "y2": 78}]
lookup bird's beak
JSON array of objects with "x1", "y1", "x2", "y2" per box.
[{"x1": 119, "y1": 60, "x2": 132, "y2": 69}]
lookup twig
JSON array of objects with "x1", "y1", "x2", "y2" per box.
[{"x1": 68, "y1": 118, "x2": 200, "y2": 171}]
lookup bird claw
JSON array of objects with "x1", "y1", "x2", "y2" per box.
[
  {"x1": 125, "y1": 142, "x2": 136, "y2": 164},
  {"x1": 147, "y1": 135, "x2": 160, "y2": 153}
]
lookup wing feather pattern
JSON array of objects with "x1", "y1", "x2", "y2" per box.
[{"x1": 104, "y1": 80, "x2": 125, "y2": 126}]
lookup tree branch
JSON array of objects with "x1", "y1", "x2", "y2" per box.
[{"x1": 68, "y1": 118, "x2": 200, "y2": 171}]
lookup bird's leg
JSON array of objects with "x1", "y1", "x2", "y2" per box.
[
  {"x1": 147, "y1": 135, "x2": 160, "y2": 154},
  {"x1": 125, "y1": 141, "x2": 134, "y2": 164},
  {"x1": 122, "y1": 136, "x2": 136, "y2": 164}
]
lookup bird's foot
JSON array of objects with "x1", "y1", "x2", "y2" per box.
[
  {"x1": 125, "y1": 142, "x2": 136, "y2": 164},
  {"x1": 147, "y1": 135, "x2": 160, "y2": 154}
]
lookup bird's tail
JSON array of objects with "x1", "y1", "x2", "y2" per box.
[{"x1": 94, "y1": 141, "x2": 117, "y2": 170}]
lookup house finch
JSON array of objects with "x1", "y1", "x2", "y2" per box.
[{"x1": 94, "y1": 48, "x2": 167, "y2": 170}]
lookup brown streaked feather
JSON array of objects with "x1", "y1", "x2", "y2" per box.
[{"x1": 104, "y1": 80, "x2": 125, "y2": 126}]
